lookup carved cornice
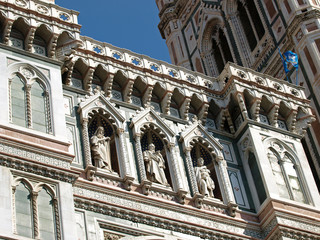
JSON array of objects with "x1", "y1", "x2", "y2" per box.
[
  {"x1": 73, "y1": 191, "x2": 260, "y2": 240},
  {"x1": 0, "y1": 155, "x2": 78, "y2": 183}
]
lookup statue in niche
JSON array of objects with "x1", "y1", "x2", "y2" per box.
[
  {"x1": 195, "y1": 158, "x2": 215, "y2": 197},
  {"x1": 90, "y1": 126, "x2": 112, "y2": 171},
  {"x1": 143, "y1": 143, "x2": 169, "y2": 186}
]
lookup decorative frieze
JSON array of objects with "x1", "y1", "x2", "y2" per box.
[{"x1": 73, "y1": 186, "x2": 261, "y2": 239}]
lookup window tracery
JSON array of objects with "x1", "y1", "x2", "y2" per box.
[
  {"x1": 267, "y1": 145, "x2": 306, "y2": 203},
  {"x1": 12, "y1": 178, "x2": 60, "y2": 240},
  {"x1": 9, "y1": 70, "x2": 51, "y2": 133}
]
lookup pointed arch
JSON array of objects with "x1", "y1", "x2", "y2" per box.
[
  {"x1": 264, "y1": 137, "x2": 308, "y2": 203},
  {"x1": 200, "y1": 17, "x2": 234, "y2": 76},
  {"x1": 8, "y1": 63, "x2": 52, "y2": 133}
]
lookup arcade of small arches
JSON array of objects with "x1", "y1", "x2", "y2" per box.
[
  {"x1": 0, "y1": 13, "x2": 80, "y2": 59},
  {"x1": 65, "y1": 57, "x2": 311, "y2": 136}
]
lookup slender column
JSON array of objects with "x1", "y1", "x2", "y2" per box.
[
  {"x1": 53, "y1": 198, "x2": 61, "y2": 240},
  {"x1": 81, "y1": 118, "x2": 92, "y2": 167},
  {"x1": 117, "y1": 128, "x2": 131, "y2": 177},
  {"x1": 169, "y1": 143, "x2": 183, "y2": 190},
  {"x1": 44, "y1": 90, "x2": 52, "y2": 133},
  {"x1": 26, "y1": 84, "x2": 32, "y2": 128},
  {"x1": 216, "y1": 156, "x2": 235, "y2": 204},
  {"x1": 134, "y1": 133, "x2": 146, "y2": 181},
  {"x1": 32, "y1": 191, "x2": 39, "y2": 239},
  {"x1": 11, "y1": 186, "x2": 17, "y2": 234},
  {"x1": 184, "y1": 148, "x2": 199, "y2": 195}
]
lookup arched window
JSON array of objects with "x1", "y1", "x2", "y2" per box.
[
  {"x1": 9, "y1": 73, "x2": 51, "y2": 133},
  {"x1": 268, "y1": 148, "x2": 306, "y2": 203},
  {"x1": 38, "y1": 187, "x2": 56, "y2": 240},
  {"x1": 13, "y1": 180, "x2": 60, "y2": 239},
  {"x1": 15, "y1": 181, "x2": 33, "y2": 238},
  {"x1": 31, "y1": 81, "x2": 47, "y2": 132},
  {"x1": 10, "y1": 75, "x2": 26, "y2": 127}
]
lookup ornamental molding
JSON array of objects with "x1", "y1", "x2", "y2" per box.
[
  {"x1": 0, "y1": 155, "x2": 77, "y2": 183},
  {"x1": 179, "y1": 120, "x2": 223, "y2": 155},
  {"x1": 130, "y1": 107, "x2": 175, "y2": 144},
  {"x1": 0, "y1": 139, "x2": 72, "y2": 169},
  {"x1": 78, "y1": 90, "x2": 125, "y2": 128},
  {"x1": 73, "y1": 186, "x2": 260, "y2": 239}
]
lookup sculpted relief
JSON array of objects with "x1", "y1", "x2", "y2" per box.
[
  {"x1": 195, "y1": 158, "x2": 215, "y2": 198},
  {"x1": 143, "y1": 143, "x2": 169, "y2": 186},
  {"x1": 90, "y1": 126, "x2": 112, "y2": 171}
]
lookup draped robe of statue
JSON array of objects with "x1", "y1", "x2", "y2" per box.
[
  {"x1": 143, "y1": 143, "x2": 169, "y2": 186},
  {"x1": 90, "y1": 126, "x2": 112, "y2": 171},
  {"x1": 195, "y1": 158, "x2": 215, "y2": 197}
]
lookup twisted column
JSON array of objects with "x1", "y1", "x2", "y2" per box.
[
  {"x1": 81, "y1": 118, "x2": 92, "y2": 167},
  {"x1": 32, "y1": 191, "x2": 39, "y2": 239},
  {"x1": 26, "y1": 84, "x2": 32, "y2": 128},
  {"x1": 184, "y1": 148, "x2": 199, "y2": 196},
  {"x1": 134, "y1": 133, "x2": 146, "y2": 181},
  {"x1": 53, "y1": 198, "x2": 61, "y2": 240}
]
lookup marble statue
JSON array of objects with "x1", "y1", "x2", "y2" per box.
[
  {"x1": 143, "y1": 143, "x2": 169, "y2": 186},
  {"x1": 90, "y1": 126, "x2": 112, "y2": 171},
  {"x1": 195, "y1": 158, "x2": 215, "y2": 197}
]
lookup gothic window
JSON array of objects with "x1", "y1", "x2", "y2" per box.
[
  {"x1": 14, "y1": 181, "x2": 33, "y2": 238},
  {"x1": 9, "y1": 74, "x2": 51, "y2": 133},
  {"x1": 88, "y1": 114, "x2": 119, "y2": 174},
  {"x1": 37, "y1": 187, "x2": 56, "y2": 240},
  {"x1": 268, "y1": 148, "x2": 306, "y2": 203},
  {"x1": 237, "y1": 1, "x2": 265, "y2": 51},
  {"x1": 248, "y1": 152, "x2": 267, "y2": 205},
  {"x1": 191, "y1": 143, "x2": 222, "y2": 200},
  {"x1": 13, "y1": 180, "x2": 59, "y2": 239}
]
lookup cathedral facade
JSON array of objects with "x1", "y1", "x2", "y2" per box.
[
  {"x1": 0, "y1": 0, "x2": 319, "y2": 239},
  {"x1": 157, "y1": 0, "x2": 320, "y2": 189}
]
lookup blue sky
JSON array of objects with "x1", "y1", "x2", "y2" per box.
[{"x1": 54, "y1": 0, "x2": 171, "y2": 63}]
